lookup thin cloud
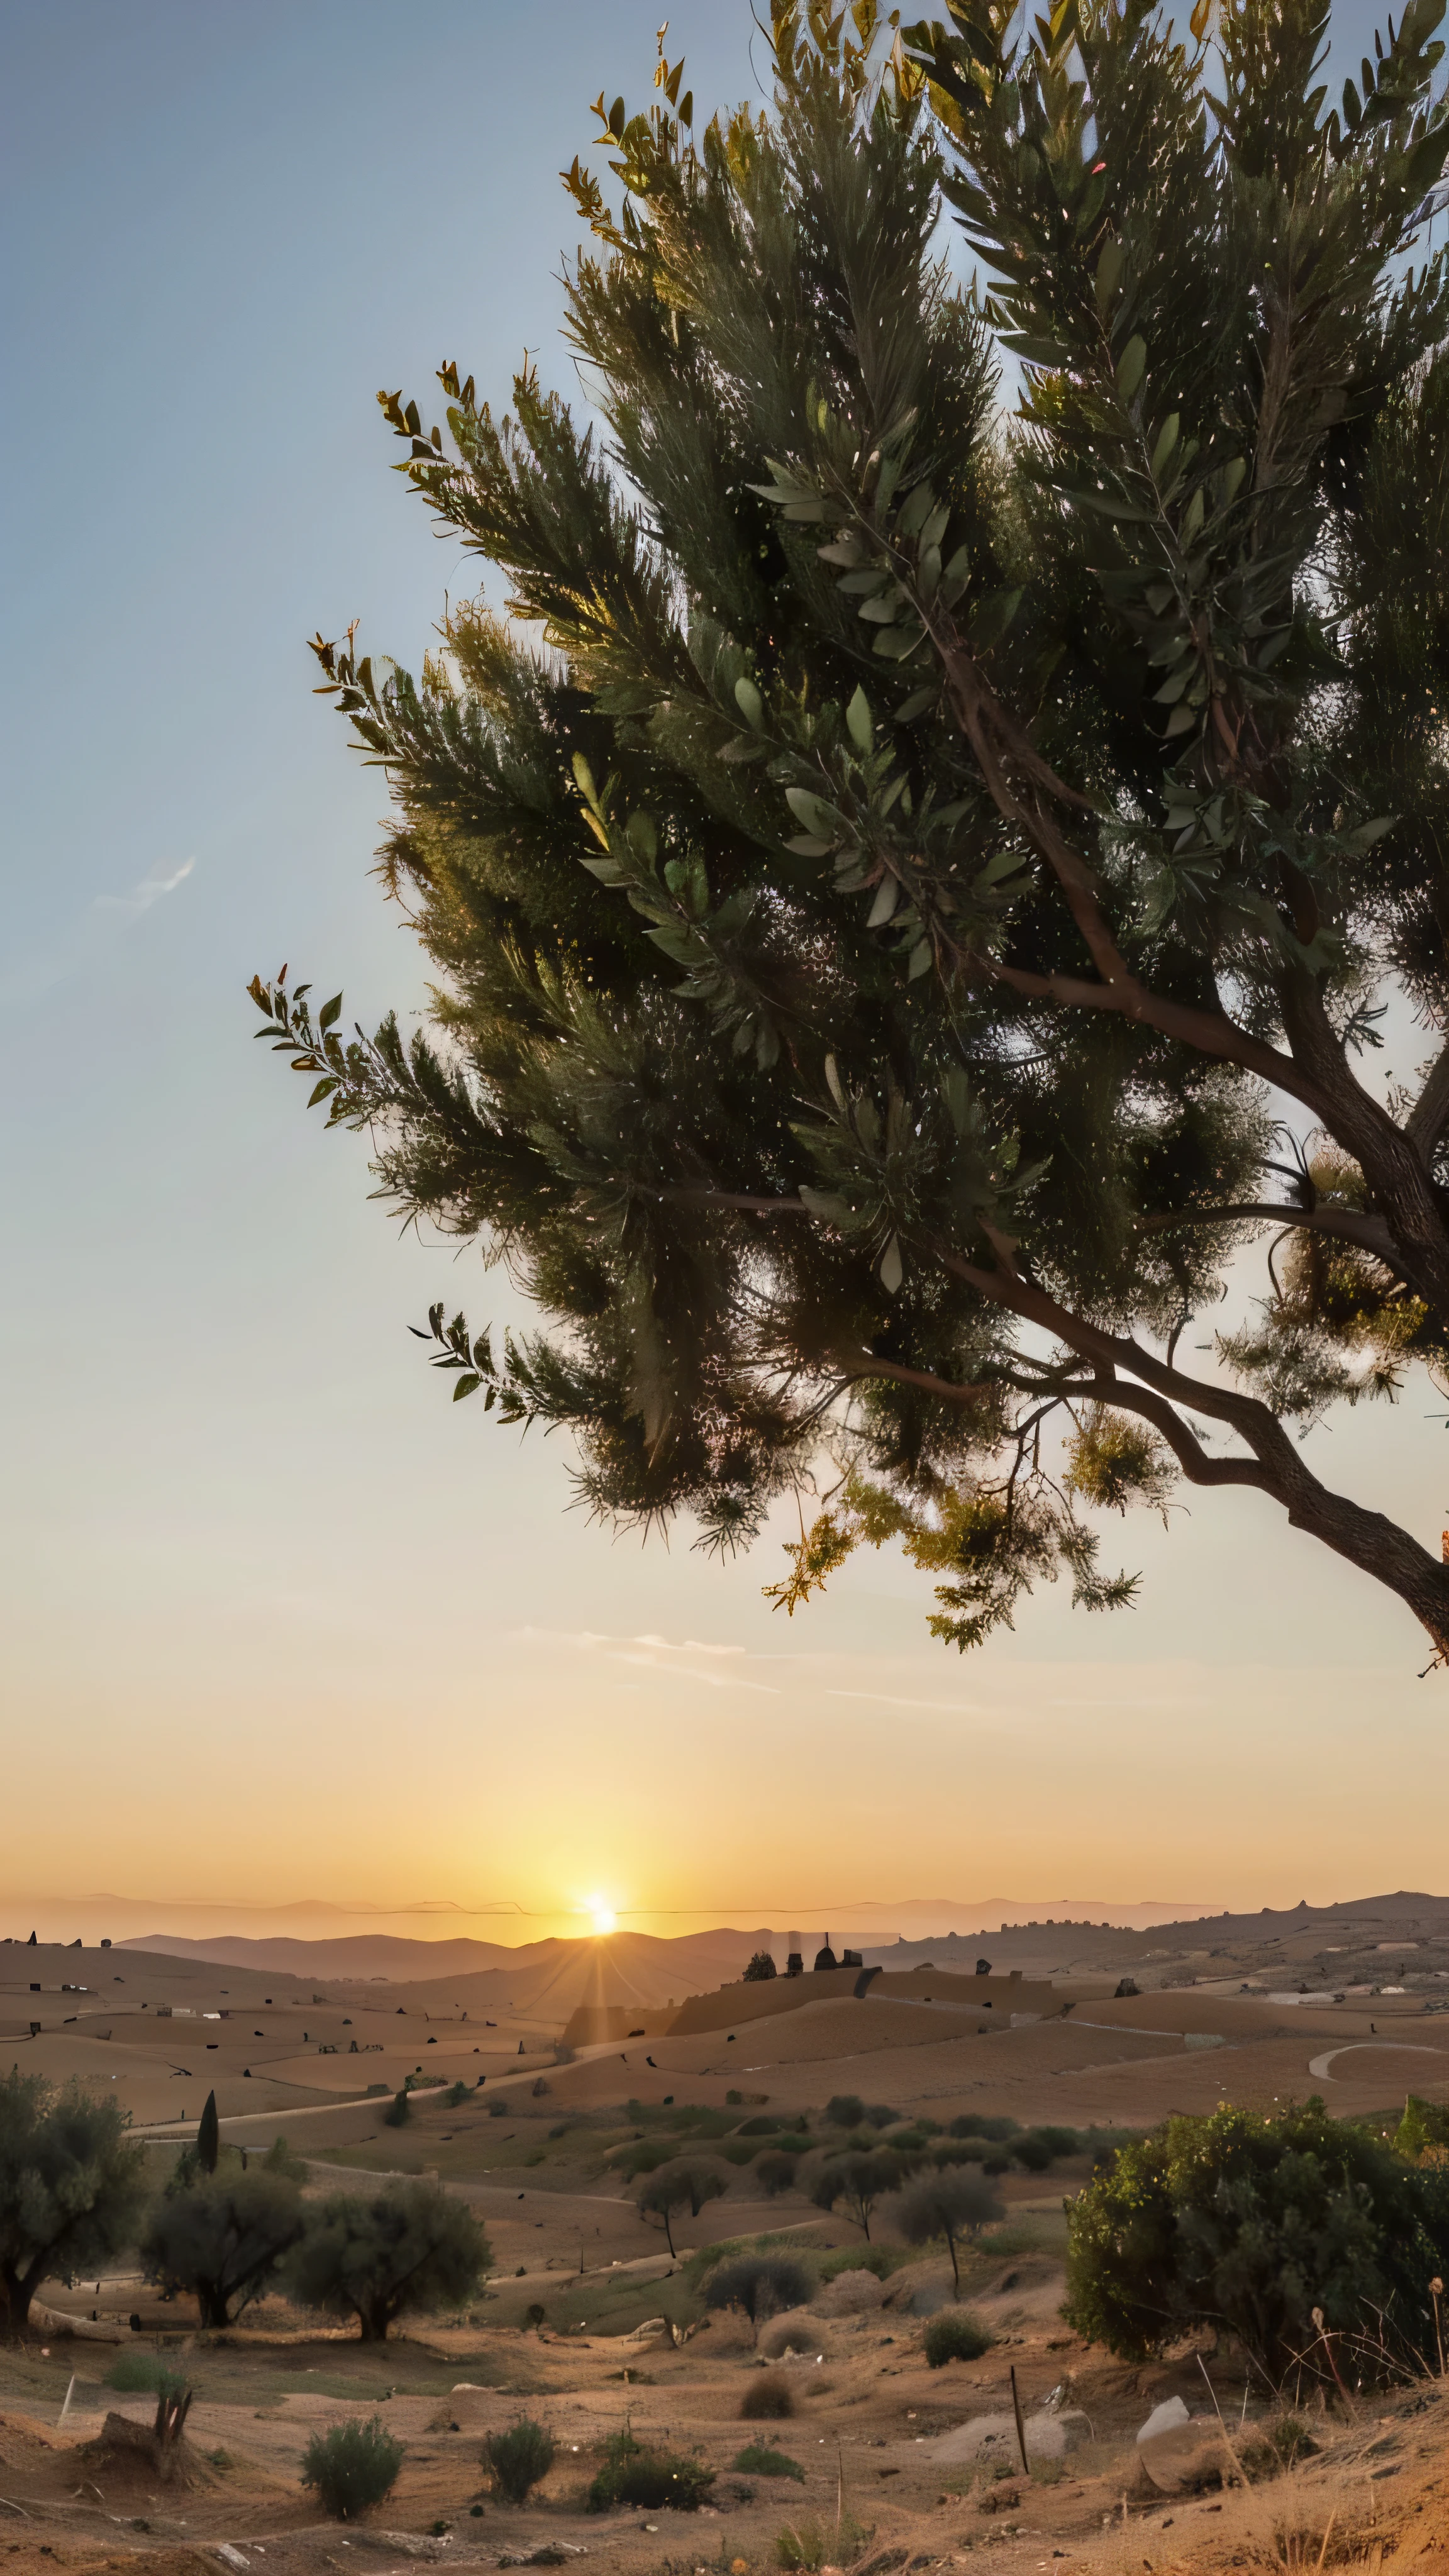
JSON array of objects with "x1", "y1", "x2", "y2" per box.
[
  {"x1": 828, "y1": 1687, "x2": 999, "y2": 1715},
  {"x1": 94, "y1": 857, "x2": 195, "y2": 914}
]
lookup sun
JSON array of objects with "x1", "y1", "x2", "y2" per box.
[{"x1": 587, "y1": 1896, "x2": 617, "y2": 1936}]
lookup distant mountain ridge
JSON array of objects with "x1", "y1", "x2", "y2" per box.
[{"x1": 111, "y1": 1890, "x2": 1449, "y2": 1986}]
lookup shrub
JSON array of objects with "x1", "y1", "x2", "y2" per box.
[
  {"x1": 948, "y1": 2114, "x2": 1019, "y2": 2141},
  {"x1": 707, "y1": 2255, "x2": 811, "y2": 2340},
  {"x1": 1011, "y1": 2132, "x2": 1057, "y2": 2172},
  {"x1": 755, "y1": 2151, "x2": 800, "y2": 2197},
  {"x1": 740, "y1": 2372, "x2": 797, "y2": 2420},
  {"x1": 743, "y1": 1951, "x2": 779, "y2": 1982},
  {"x1": 740, "y1": 2114, "x2": 782, "y2": 2135},
  {"x1": 104, "y1": 2353, "x2": 190, "y2": 2396},
  {"x1": 863, "y1": 2104, "x2": 898, "y2": 2129},
  {"x1": 889, "y1": 2169, "x2": 1005, "y2": 2294},
  {"x1": 486, "y1": 2416, "x2": 556, "y2": 2504},
  {"x1": 586, "y1": 2427, "x2": 715, "y2": 2512},
  {"x1": 1397, "y1": 2095, "x2": 1449, "y2": 2162},
  {"x1": 933, "y1": 2138, "x2": 989, "y2": 2166},
  {"x1": 1064, "y1": 2099, "x2": 1449, "y2": 2378},
  {"x1": 777, "y1": 2512, "x2": 873, "y2": 2570},
  {"x1": 287, "y1": 2179, "x2": 490, "y2": 2341},
  {"x1": 824, "y1": 2094, "x2": 866, "y2": 2129},
  {"x1": 1240, "y1": 2416, "x2": 1319, "y2": 2480},
  {"x1": 924, "y1": 2308, "x2": 994, "y2": 2367},
  {"x1": 445, "y1": 2082, "x2": 470, "y2": 2107},
  {"x1": 1034, "y1": 2125, "x2": 1082, "y2": 2159},
  {"x1": 300, "y1": 2416, "x2": 404, "y2": 2519},
  {"x1": 735, "y1": 2441, "x2": 805, "y2": 2480},
  {"x1": 524, "y1": 2301, "x2": 546, "y2": 2328},
  {"x1": 382, "y1": 2089, "x2": 411, "y2": 2128}
]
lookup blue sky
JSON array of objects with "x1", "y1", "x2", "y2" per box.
[{"x1": 2, "y1": 0, "x2": 1445, "y2": 1938}]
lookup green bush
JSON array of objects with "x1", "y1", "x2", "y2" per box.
[
  {"x1": 445, "y1": 2082, "x2": 470, "y2": 2107},
  {"x1": 1011, "y1": 2132, "x2": 1057, "y2": 2172},
  {"x1": 756, "y1": 2151, "x2": 800, "y2": 2197},
  {"x1": 382, "y1": 2090, "x2": 411, "y2": 2128},
  {"x1": 1034, "y1": 2125, "x2": 1082, "y2": 2159},
  {"x1": 586, "y1": 2428, "x2": 715, "y2": 2512},
  {"x1": 824, "y1": 2094, "x2": 866, "y2": 2128},
  {"x1": 486, "y1": 2416, "x2": 556, "y2": 2504},
  {"x1": 740, "y1": 2114, "x2": 784, "y2": 2135},
  {"x1": 933, "y1": 2137, "x2": 989, "y2": 2166},
  {"x1": 818, "y1": 2245, "x2": 892, "y2": 2281},
  {"x1": 735, "y1": 2441, "x2": 805, "y2": 2480},
  {"x1": 740, "y1": 2370, "x2": 797, "y2": 2419},
  {"x1": 1064, "y1": 2099, "x2": 1449, "y2": 2378},
  {"x1": 104, "y1": 2353, "x2": 190, "y2": 2397},
  {"x1": 300, "y1": 2416, "x2": 404, "y2": 2519},
  {"x1": 1240, "y1": 2416, "x2": 1319, "y2": 2480},
  {"x1": 948, "y1": 2114, "x2": 1019, "y2": 2141},
  {"x1": 1397, "y1": 2095, "x2": 1449, "y2": 2162},
  {"x1": 923, "y1": 2308, "x2": 994, "y2": 2367}
]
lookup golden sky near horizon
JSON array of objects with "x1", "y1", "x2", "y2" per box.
[{"x1": 4, "y1": 0, "x2": 1445, "y2": 1939}]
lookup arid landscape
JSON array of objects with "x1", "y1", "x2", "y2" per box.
[{"x1": 3, "y1": 1897, "x2": 1446, "y2": 2576}]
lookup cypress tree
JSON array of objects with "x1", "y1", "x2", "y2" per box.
[
  {"x1": 253, "y1": 2, "x2": 1449, "y2": 1658},
  {"x1": 196, "y1": 2091, "x2": 219, "y2": 2177}
]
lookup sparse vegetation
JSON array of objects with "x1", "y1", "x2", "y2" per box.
[
  {"x1": 923, "y1": 2307, "x2": 994, "y2": 2366},
  {"x1": 735, "y1": 2441, "x2": 805, "y2": 2480},
  {"x1": 300, "y1": 2416, "x2": 405, "y2": 2520},
  {"x1": 706, "y1": 2254, "x2": 811, "y2": 2340},
  {"x1": 743, "y1": 1952, "x2": 779, "y2": 1982},
  {"x1": 824, "y1": 2096, "x2": 866, "y2": 2129},
  {"x1": 586, "y1": 2426, "x2": 715, "y2": 2513},
  {"x1": 485, "y1": 2416, "x2": 556, "y2": 2504},
  {"x1": 740, "y1": 2372, "x2": 797, "y2": 2421},
  {"x1": 755, "y1": 2150, "x2": 801, "y2": 2197},
  {"x1": 382, "y1": 2089, "x2": 411, "y2": 2128}
]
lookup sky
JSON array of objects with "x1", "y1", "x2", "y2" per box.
[{"x1": 2, "y1": 0, "x2": 1445, "y2": 1947}]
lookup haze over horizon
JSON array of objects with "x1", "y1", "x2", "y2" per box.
[{"x1": 4, "y1": 0, "x2": 1446, "y2": 1920}]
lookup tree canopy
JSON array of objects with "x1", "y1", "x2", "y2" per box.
[
  {"x1": 254, "y1": 0, "x2": 1449, "y2": 1659},
  {"x1": 0, "y1": 2072, "x2": 147, "y2": 2337},
  {"x1": 287, "y1": 2180, "x2": 489, "y2": 2341},
  {"x1": 141, "y1": 2148, "x2": 307, "y2": 2329}
]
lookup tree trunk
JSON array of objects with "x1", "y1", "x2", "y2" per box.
[
  {"x1": 947, "y1": 2234, "x2": 960, "y2": 2299},
  {"x1": 0, "y1": 2268, "x2": 34, "y2": 2338}
]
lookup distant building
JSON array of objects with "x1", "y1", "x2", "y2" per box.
[{"x1": 813, "y1": 1938, "x2": 839, "y2": 1972}]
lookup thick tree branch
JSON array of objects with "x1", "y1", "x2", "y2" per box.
[
  {"x1": 1403, "y1": 1030, "x2": 1449, "y2": 1167},
  {"x1": 1140, "y1": 1201, "x2": 1399, "y2": 1260}
]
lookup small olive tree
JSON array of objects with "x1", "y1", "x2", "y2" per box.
[
  {"x1": 288, "y1": 2181, "x2": 490, "y2": 2342},
  {"x1": 889, "y1": 2168, "x2": 1004, "y2": 2295},
  {"x1": 142, "y1": 2141, "x2": 307, "y2": 2328},
  {"x1": 635, "y1": 2160, "x2": 726, "y2": 2257},
  {"x1": 0, "y1": 2072, "x2": 147, "y2": 2338}
]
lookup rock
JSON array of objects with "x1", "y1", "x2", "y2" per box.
[
  {"x1": 1136, "y1": 2398, "x2": 1191, "y2": 2445},
  {"x1": 1136, "y1": 2421, "x2": 1227, "y2": 2496},
  {"x1": 924, "y1": 2409, "x2": 1092, "y2": 2468}
]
